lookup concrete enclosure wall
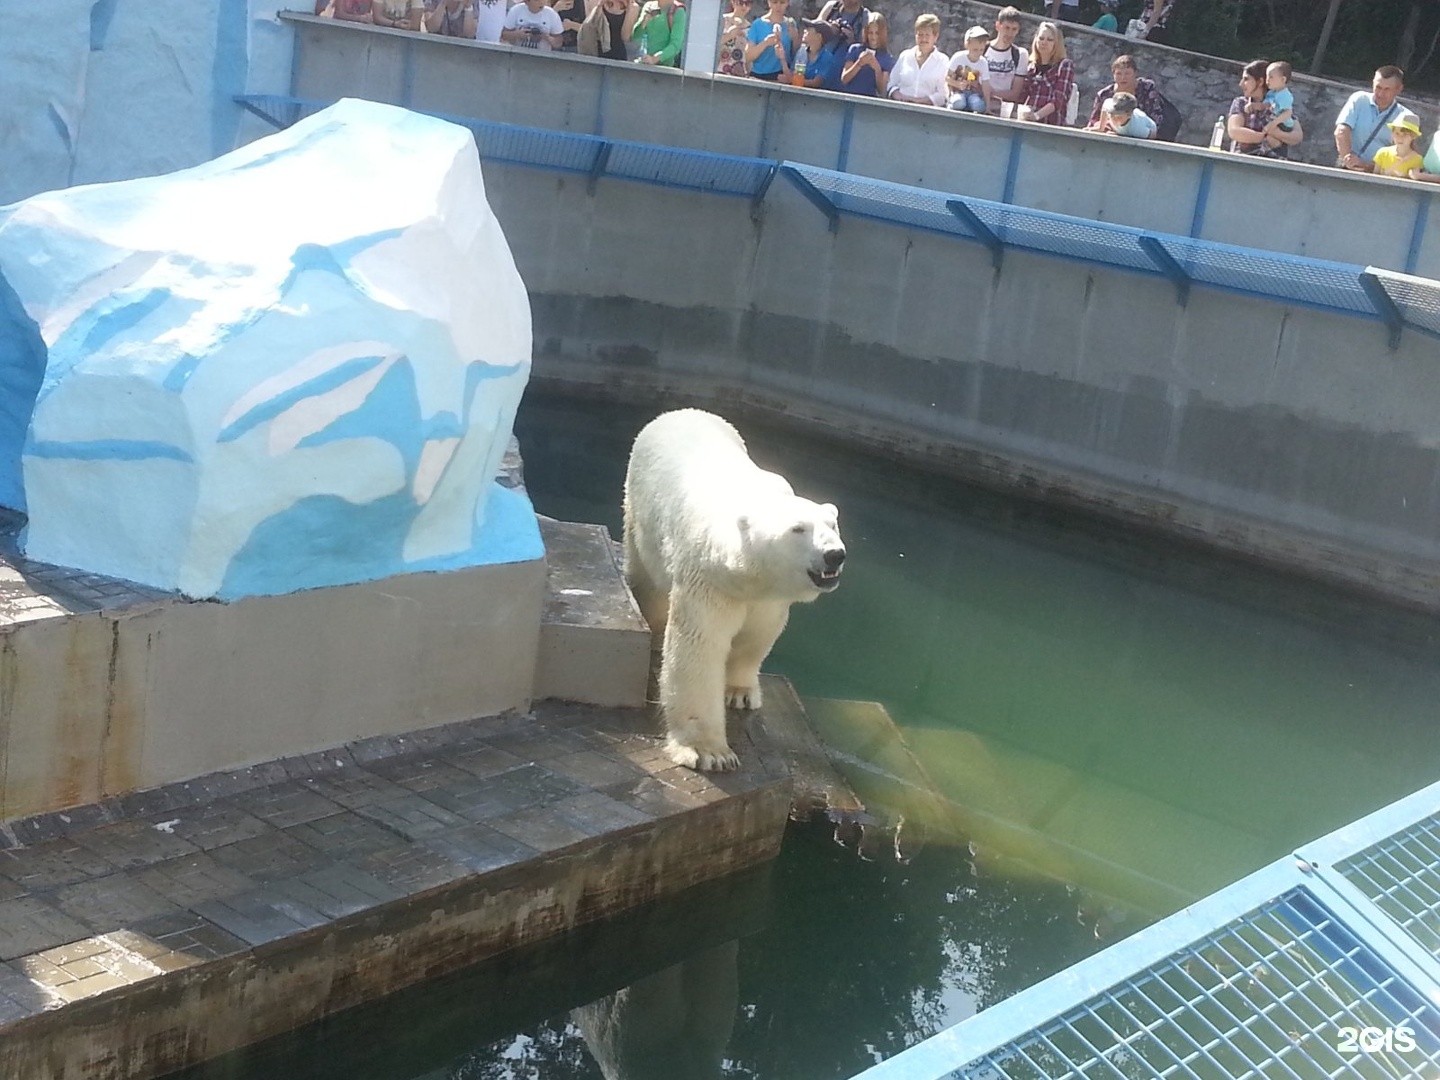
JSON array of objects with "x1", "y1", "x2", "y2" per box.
[
  {"x1": 289, "y1": 19, "x2": 1440, "y2": 280},
  {"x1": 479, "y1": 159, "x2": 1440, "y2": 607}
]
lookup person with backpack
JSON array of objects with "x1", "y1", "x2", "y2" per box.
[
  {"x1": 1017, "y1": 21, "x2": 1075, "y2": 126},
  {"x1": 983, "y1": 6, "x2": 1030, "y2": 118},
  {"x1": 633, "y1": 0, "x2": 687, "y2": 65},
  {"x1": 1084, "y1": 54, "x2": 1179, "y2": 141}
]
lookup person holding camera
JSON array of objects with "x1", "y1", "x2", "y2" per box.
[{"x1": 502, "y1": 0, "x2": 565, "y2": 51}]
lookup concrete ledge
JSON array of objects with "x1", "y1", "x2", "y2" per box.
[
  {"x1": 536, "y1": 516, "x2": 650, "y2": 709},
  {"x1": 0, "y1": 542, "x2": 545, "y2": 822},
  {"x1": 0, "y1": 690, "x2": 796, "y2": 1080}
]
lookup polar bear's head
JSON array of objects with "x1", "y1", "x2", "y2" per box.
[{"x1": 740, "y1": 496, "x2": 846, "y2": 602}]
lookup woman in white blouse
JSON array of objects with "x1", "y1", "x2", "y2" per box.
[{"x1": 887, "y1": 13, "x2": 948, "y2": 106}]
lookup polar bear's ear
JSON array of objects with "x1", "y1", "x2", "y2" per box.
[{"x1": 822, "y1": 503, "x2": 838, "y2": 518}]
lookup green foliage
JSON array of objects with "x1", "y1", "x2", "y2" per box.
[{"x1": 1167, "y1": 0, "x2": 1440, "y2": 91}]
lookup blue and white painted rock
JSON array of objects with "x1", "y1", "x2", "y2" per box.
[{"x1": 0, "y1": 98, "x2": 537, "y2": 599}]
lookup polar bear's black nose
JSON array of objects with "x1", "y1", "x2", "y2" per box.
[{"x1": 823, "y1": 548, "x2": 846, "y2": 571}]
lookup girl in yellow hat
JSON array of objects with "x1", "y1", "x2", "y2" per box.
[{"x1": 1373, "y1": 116, "x2": 1424, "y2": 178}]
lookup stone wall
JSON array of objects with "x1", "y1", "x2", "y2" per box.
[{"x1": 806, "y1": 0, "x2": 1439, "y2": 166}]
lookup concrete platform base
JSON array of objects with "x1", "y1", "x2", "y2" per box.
[
  {"x1": 0, "y1": 516, "x2": 545, "y2": 824},
  {"x1": 0, "y1": 685, "x2": 796, "y2": 1080}
]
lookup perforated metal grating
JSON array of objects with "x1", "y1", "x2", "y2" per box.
[
  {"x1": 1155, "y1": 237, "x2": 1377, "y2": 317},
  {"x1": 1364, "y1": 269, "x2": 1440, "y2": 339},
  {"x1": 787, "y1": 167, "x2": 981, "y2": 239},
  {"x1": 1338, "y1": 815, "x2": 1440, "y2": 963},
  {"x1": 967, "y1": 202, "x2": 1158, "y2": 274},
  {"x1": 465, "y1": 119, "x2": 605, "y2": 174},
  {"x1": 605, "y1": 141, "x2": 774, "y2": 197},
  {"x1": 953, "y1": 889, "x2": 1440, "y2": 1080}
]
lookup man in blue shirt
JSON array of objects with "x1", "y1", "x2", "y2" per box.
[{"x1": 1336, "y1": 66, "x2": 1418, "y2": 171}]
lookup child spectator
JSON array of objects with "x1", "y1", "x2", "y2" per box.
[
  {"x1": 946, "y1": 27, "x2": 992, "y2": 114},
  {"x1": 840, "y1": 12, "x2": 894, "y2": 97},
  {"x1": 796, "y1": 20, "x2": 842, "y2": 87},
  {"x1": 1100, "y1": 92, "x2": 1156, "y2": 138},
  {"x1": 745, "y1": 0, "x2": 797, "y2": 82},
  {"x1": 1259, "y1": 61, "x2": 1295, "y2": 140},
  {"x1": 580, "y1": 0, "x2": 640, "y2": 58},
  {"x1": 424, "y1": 0, "x2": 477, "y2": 36},
  {"x1": 502, "y1": 0, "x2": 564, "y2": 50},
  {"x1": 715, "y1": 0, "x2": 754, "y2": 74},
  {"x1": 1092, "y1": 0, "x2": 1118, "y2": 33},
  {"x1": 1018, "y1": 21, "x2": 1074, "y2": 125},
  {"x1": 1373, "y1": 116, "x2": 1425, "y2": 178},
  {"x1": 372, "y1": 0, "x2": 424, "y2": 30},
  {"x1": 632, "y1": 0, "x2": 686, "y2": 64},
  {"x1": 815, "y1": 0, "x2": 869, "y2": 61},
  {"x1": 887, "y1": 13, "x2": 948, "y2": 106},
  {"x1": 984, "y1": 7, "x2": 1029, "y2": 117},
  {"x1": 474, "y1": 0, "x2": 506, "y2": 40}
]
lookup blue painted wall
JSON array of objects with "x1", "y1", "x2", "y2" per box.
[{"x1": 0, "y1": 0, "x2": 294, "y2": 207}]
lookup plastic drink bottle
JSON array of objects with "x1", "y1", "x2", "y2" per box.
[
  {"x1": 1208, "y1": 115, "x2": 1225, "y2": 150},
  {"x1": 792, "y1": 43, "x2": 808, "y2": 85}
]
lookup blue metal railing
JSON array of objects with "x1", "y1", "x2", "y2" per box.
[
  {"x1": 850, "y1": 777, "x2": 1440, "y2": 1080},
  {"x1": 234, "y1": 94, "x2": 1440, "y2": 345}
]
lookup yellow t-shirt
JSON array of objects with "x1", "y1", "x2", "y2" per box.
[{"x1": 1373, "y1": 146, "x2": 1424, "y2": 178}]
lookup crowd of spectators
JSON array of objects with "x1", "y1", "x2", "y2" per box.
[{"x1": 316, "y1": 0, "x2": 1440, "y2": 182}]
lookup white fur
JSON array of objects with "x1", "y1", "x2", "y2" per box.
[{"x1": 622, "y1": 409, "x2": 845, "y2": 771}]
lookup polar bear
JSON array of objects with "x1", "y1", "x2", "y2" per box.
[{"x1": 622, "y1": 409, "x2": 846, "y2": 771}]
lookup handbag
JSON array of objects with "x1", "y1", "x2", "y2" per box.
[{"x1": 1124, "y1": 18, "x2": 1147, "y2": 39}]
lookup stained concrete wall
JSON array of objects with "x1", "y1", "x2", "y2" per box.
[
  {"x1": 289, "y1": 18, "x2": 1440, "y2": 279},
  {"x1": 475, "y1": 160, "x2": 1440, "y2": 608}
]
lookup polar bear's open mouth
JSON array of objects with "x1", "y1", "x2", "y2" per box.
[{"x1": 809, "y1": 568, "x2": 843, "y2": 591}]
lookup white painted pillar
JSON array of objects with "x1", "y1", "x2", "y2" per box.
[{"x1": 683, "y1": 0, "x2": 722, "y2": 74}]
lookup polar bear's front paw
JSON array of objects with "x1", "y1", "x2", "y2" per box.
[
  {"x1": 666, "y1": 737, "x2": 740, "y2": 772},
  {"x1": 725, "y1": 682, "x2": 763, "y2": 710}
]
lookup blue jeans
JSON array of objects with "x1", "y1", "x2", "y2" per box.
[{"x1": 948, "y1": 91, "x2": 986, "y2": 113}]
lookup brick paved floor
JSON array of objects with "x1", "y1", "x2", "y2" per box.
[{"x1": 0, "y1": 691, "x2": 787, "y2": 1025}]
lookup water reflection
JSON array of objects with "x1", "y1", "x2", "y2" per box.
[{"x1": 171, "y1": 817, "x2": 1131, "y2": 1080}]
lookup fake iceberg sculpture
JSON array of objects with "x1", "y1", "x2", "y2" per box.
[{"x1": 0, "y1": 98, "x2": 537, "y2": 600}]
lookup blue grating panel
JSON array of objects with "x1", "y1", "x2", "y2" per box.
[
  {"x1": 952, "y1": 888, "x2": 1440, "y2": 1080},
  {"x1": 785, "y1": 166, "x2": 983, "y2": 241},
  {"x1": 1337, "y1": 814, "x2": 1440, "y2": 964},
  {"x1": 462, "y1": 119, "x2": 604, "y2": 174},
  {"x1": 605, "y1": 141, "x2": 774, "y2": 197},
  {"x1": 1363, "y1": 268, "x2": 1440, "y2": 339},
  {"x1": 964, "y1": 203, "x2": 1157, "y2": 275},
  {"x1": 1151, "y1": 237, "x2": 1376, "y2": 317}
]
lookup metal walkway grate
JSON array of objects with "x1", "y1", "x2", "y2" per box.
[
  {"x1": 852, "y1": 779, "x2": 1440, "y2": 1080},
  {"x1": 233, "y1": 95, "x2": 1439, "y2": 341},
  {"x1": 961, "y1": 889, "x2": 1440, "y2": 1080}
]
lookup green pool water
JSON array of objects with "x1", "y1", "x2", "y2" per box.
[{"x1": 177, "y1": 391, "x2": 1440, "y2": 1080}]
